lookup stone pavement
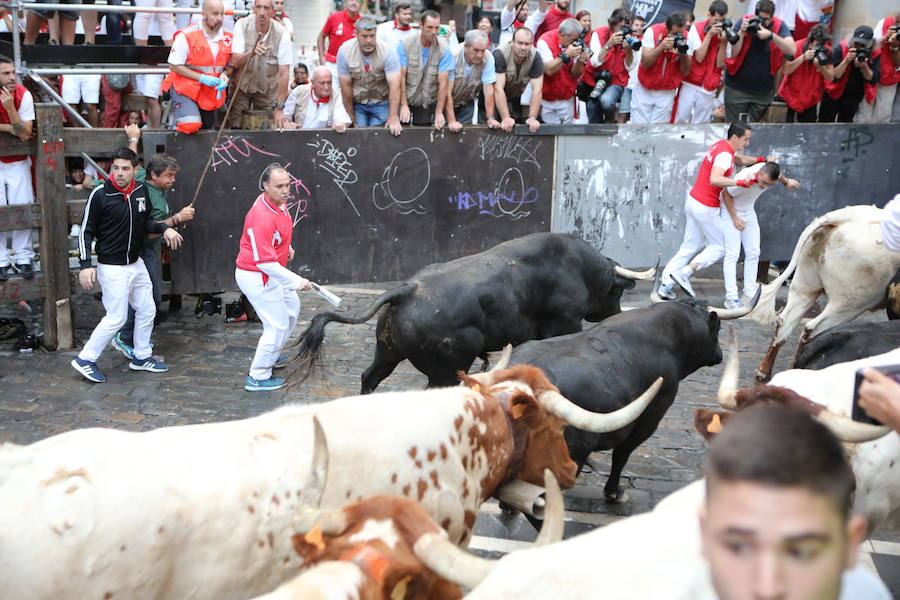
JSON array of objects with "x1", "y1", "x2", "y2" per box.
[{"x1": 0, "y1": 276, "x2": 897, "y2": 596}]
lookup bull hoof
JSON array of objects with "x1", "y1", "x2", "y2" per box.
[
  {"x1": 604, "y1": 489, "x2": 630, "y2": 504},
  {"x1": 498, "y1": 500, "x2": 519, "y2": 516},
  {"x1": 755, "y1": 368, "x2": 771, "y2": 383}
]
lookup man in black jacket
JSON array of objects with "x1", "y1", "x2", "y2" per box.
[{"x1": 71, "y1": 148, "x2": 184, "y2": 383}]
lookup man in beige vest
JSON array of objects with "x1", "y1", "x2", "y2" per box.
[
  {"x1": 337, "y1": 17, "x2": 403, "y2": 136},
  {"x1": 283, "y1": 66, "x2": 351, "y2": 131},
  {"x1": 229, "y1": 0, "x2": 292, "y2": 129},
  {"x1": 398, "y1": 9, "x2": 455, "y2": 128},
  {"x1": 446, "y1": 29, "x2": 500, "y2": 132},
  {"x1": 494, "y1": 26, "x2": 545, "y2": 133}
]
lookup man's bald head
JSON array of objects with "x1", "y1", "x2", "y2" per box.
[
  {"x1": 201, "y1": 0, "x2": 224, "y2": 32},
  {"x1": 311, "y1": 67, "x2": 333, "y2": 101}
]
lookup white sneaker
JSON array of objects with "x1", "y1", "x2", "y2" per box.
[
  {"x1": 670, "y1": 270, "x2": 695, "y2": 297},
  {"x1": 723, "y1": 298, "x2": 742, "y2": 309},
  {"x1": 657, "y1": 284, "x2": 676, "y2": 300}
]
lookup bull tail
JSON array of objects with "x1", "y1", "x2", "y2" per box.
[
  {"x1": 748, "y1": 210, "x2": 856, "y2": 326},
  {"x1": 290, "y1": 283, "x2": 418, "y2": 384}
]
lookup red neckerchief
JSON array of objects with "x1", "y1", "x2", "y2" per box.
[
  {"x1": 393, "y1": 18, "x2": 410, "y2": 31},
  {"x1": 312, "y1": 91, "x2": 330, "y2": 104},
  {"x1": 514, "y1": 18, "x2": 524, "y2": 28},
  {"x1": 110, "y1": 178, "x2": 136, "y2": 199}
]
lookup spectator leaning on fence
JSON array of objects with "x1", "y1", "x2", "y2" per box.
[
  {"x1": 778, "y1": 23, "x2": 833, "y2": 122},
  {"x1": 494, "y1": 26, "x2": 543, "y2": 133},
  {"x1": 0, "y1": 56, "x2": 35, "y2": 283},
  {"x1": 284, "y1": 66, "x2": 351, "y2": 132},
  {"x1": 871, "y1": 11, "x2": 900, "y2": 123},
  {"x1": 376, "y1": 2, "x2": 416, "y2": 49},
  {"x1": 630, "y1": 11, "x2": 691, "y2": 124},
  {"x1": 723, "y1": 0, "x2": 795, "y2": 123},
  {"x1": 163, "y1": 0, "x2": 232, "y2": 134},
  {"x1": 498, "y1": 0, "x2": 547, "y2": 46},
  {"x1": 676, "y1": 1, "x2": 728, "y2": 124},
  {"x1": 229, "y1": 0, "x2": 291, "y2": 130},
  {"x1": 398, "y1": 9, "x2": 454, "y2": 129},
  {"x1": 318, "y1": 0, "x2": 361, "y2": 82},
  {"x1": 583, "y1": 7, "x2": 635, "y2": 124},
  {"x1": 446, "y1": 29, "x2": 498, "y2": 131},
  {"x1": 821, "y1": 25, "x2": 880, "y2": 123},
  {"x1": 537, "y1": 18, "x2": 588, "y2": 125},
  {"x1": 337, "y1": 16, "x2": 402, "y2": 136}
]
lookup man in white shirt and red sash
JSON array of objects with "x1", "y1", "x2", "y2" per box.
[
  {"x1": 675, "y1": 1, "x2": 729, "y2": 124},
  {"x1": 235, "y1": 165, "x2": 311, "y2": 392}
]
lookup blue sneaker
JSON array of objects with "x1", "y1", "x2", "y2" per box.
[
  {"x1": 71, "y1": 357, "x2": 107, "y2": 383},
  {"x1": 245, "y1": 375, "x2": 285, "y2": 391},
  {"x1": 129, "y1": 356, "x2": 170, "y2": 373},
  {"x1": 112, "y1": 333, "x2": 135, "y2": 359}
]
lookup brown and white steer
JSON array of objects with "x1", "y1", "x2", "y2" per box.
[
  {"x1": 749, "y1": 205, "x2": 900, "y2": 381},
  {"x1": 0, "y1": 363, "x2": 658, "y2": 600}
]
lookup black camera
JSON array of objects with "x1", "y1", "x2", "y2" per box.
[
  {"x1": 194, "y1": 295, "x2": 222, "y2": 318},
  {"x1": 672, "y1": 32, "x2": 689, "y2": 54},
  {"x1": 706, "y1": 18, "x2": 739, "y2": 45},
  {"x1": 573, "y1": 31, "x2": 594, "y2": 57},
  {"x1": 854, "y1": 47, "x2": 870, "y2": 63},
  {"x1": 620, "y1": 24, "x2": 642, "y2": 50},
  {"x1": 813, "y1": 45, "x2": 831, "y2": 64},
  {"x1": 590, "y1": 69, "x2": 614, "y2": 99},
  {"x1": 745, "y1": 15, "x2": 762, "y2": 36}
]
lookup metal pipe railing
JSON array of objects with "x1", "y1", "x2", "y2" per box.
[{"x1": 16, "y1": 2, "x2": 250, "y2": 15}]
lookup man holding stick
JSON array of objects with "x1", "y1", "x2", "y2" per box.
[{"x1": 235, "y1": 165, "x2": 311, "y2": 392}]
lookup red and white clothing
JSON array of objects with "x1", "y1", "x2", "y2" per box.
[
  {"x1": 498, "y1": 4, "x2": 546, "y2": 46},
  {"x1": 871, "y1": 17, "x2": 900, "y2": 123},
  {"x1": 534, "y1": 5, "x2": 574, "y2": 45},
  {"x1": 235, "y1": 193, "x2": 306, "y2": 380},
  {"x1": 691, "y1": 139, "x2": 734, "y2": 207},
  {"x1": 0, "y1": 84, "x2": 35, "y2": 268},
  {"x1": 722, "y1": 162, "x2": 767, "y2": 302},
  {"x1": 675, "y1": 21, "x2": 724, "y2": 123},
  {"x1": 537, "y1": 29, "x2": 580, "y2": 124},
  {"x1": 777, "y1": 38, "x2": 829, "y2": 114},
  {"x1": 794, "y1": 0, "x2": 832, "y2": 40},
  {"x1": 376, "y1": 18, "x2": 417, "y2": 49},
  {"x1": 632, "y1": 24, "x2": 686, "y2": 124},
  {"x1": 320, "y1": 9, "x2": 361, "y2": 63}
]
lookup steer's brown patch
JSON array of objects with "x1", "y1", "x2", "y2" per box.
[
  {"x1": 247, "y1": 504, "x2": 255, "y2": 514},
  {"x1": 408, "y1": 447, "x2": 417, "y2": 460},
  {"x1": 427, "y1": 450, "x2": 436, "y2": 462},
  {"x1": 417, "y1": 479, "x2": 428, "y2": 501},
  {"x1": 429, "y1": 470, "x2": 441, "y2": 490},
  {"x1": 439, "y1": 444, "x2": 448, "y2": 460},
  {"x1": 391, "y1": 473, "x2": 398, "y2": 484}
]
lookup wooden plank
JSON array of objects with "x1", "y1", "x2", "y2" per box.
[
  {"x1": 34, "y1": 104, "x2": 72, "y2": 350},
  {"x1": 68, "y1": 199, "x2": 87, "y2": 225},
  {"x1": 0, "y1": 135, "x2": 36, "y2": 157},
  {"x1": 0, "y1": 204, "x2": 41, "y2": 233},
  {"x1": 56, "y1": 298, "x2": 74, "y2": 349},
  {"x1": 62, "y1": 128, "x2": 136, "y2": 155}
]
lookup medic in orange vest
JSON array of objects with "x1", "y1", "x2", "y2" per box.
[{"x1": 163, "y1": 0, "x2": 233, "y2": 134}]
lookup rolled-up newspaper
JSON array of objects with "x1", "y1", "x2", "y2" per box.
[{"x1": 310, "y1": 282, "x2": 342, "y2": 307}]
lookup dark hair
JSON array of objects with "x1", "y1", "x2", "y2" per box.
[
  {"x1": 260, "y1": 162, "x2": 286, "y2": 185},
  {"x1": 755, "y1": 0, "x2": 775, "y2": 16},
  {"x1": 512, "y1": 25, "x2": 534, "y2": 41},
  {"x1": 760, "y1": 161, "x2": 781, "y2": 181},
  {"x1": 665, "y1": 11, "x2": 688, "y2": 30},
  {"x1": 113, "y1": 148, "x2": 138, "y2": 166},
  {"x1": 146, "y1": 153, "x2": 180, "y2": 179},
  {"x1": 709, "y1": 1, "x2": 727, "y2": 16},
  {"x1": 575, "y1": 9, "x2": 591, "y2": 21},
  {"x1": 608, "y1": 7, "x2": 631, "y2": 27},
  {"x1": 393, "y1": 2, "x2": 410, "y2": 15},
  {"x1": 705, "y1": 403, "x2": 855, "y2": 517},
  {"x1": 632, "y1": 14, "x2": 645, "y2": 23},
  {"x1": 421, "y1": 9, "x2": 440, "y2": 24},
  {"x1": 0, "y1": 54, "x2": 12, "y2": 64},
  {"x1": 808, "y1": 23, "x2": 831, "y2": 44},
  {"x1": 295, "y1": 63, "x2": 308, "y2": 74},
  {"x1": 727, "y1": 121, "x2": 751, "y2": 139}
]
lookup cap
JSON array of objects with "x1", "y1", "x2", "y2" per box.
[{"x1": 851, "y1": 25, "x2": 874, "y2": 44}]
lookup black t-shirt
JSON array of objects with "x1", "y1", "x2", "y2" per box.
[
  {"x1": 829, "y1": 45, "x2": 880, "y2": 100},
  {"x1": 493, "y1": 49, "x2": 545, "y2": 80},
  {"x1": 724, "y1": 21, "x2": 793, "y2": 95}
]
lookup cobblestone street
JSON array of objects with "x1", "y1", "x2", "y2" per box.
[{"x1": 1, "y1": 276, "x2": 898, "y2": 596}]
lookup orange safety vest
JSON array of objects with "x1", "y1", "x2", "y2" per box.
[{"x1": 163, "y1": 25, "x2": 233, "y2": 111}]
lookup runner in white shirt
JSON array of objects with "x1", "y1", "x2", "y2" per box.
[
  {"x1": 720, "y1": 161, "x2": 800, "y2": 308},
  {"x1": 376, "y1": 2, "x2": 417, "y2": 49}
]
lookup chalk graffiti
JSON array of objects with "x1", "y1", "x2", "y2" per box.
[
  {"x1": 211, "y1": 137, "x2": 280, "y2": 172},
  {"x1": 448, "y1": 167, "x2": 538, "y2": 220},
  {"x1": 258, "y1": 162, "x2": 313, "y2": 226},
  {"x1": 372, "y1": 147, "x2": 431, "y2": 215},
  {"x1": 306, "y1": 138, "x2": 360, "y2": 216},
  {"x1": 837, "y1": 127, "x2": 874, "y2": 179},
  {"x1": 476, "y1": 135, "x2": 542, "y2": 170}
]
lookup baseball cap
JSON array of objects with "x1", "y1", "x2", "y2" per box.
[{"x1": 851, "y1": 25, "x2": 874, "y2": 44}]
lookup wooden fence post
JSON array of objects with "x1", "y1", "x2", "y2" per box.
[{"x1": 34, "y1": 105, "x2": 72, "y2": 349}]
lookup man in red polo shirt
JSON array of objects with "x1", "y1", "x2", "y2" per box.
[
  {"x1": 235, "y1": 164, "x2": 311, "y2": 392},
  {"x1": 535, "y1": 0, "x2": 574, "y2": 43},
  {"x1": 318, "y1": 0, "x2": 362, "y2": 83},
  {"x1": 657, "y1": 122, "x2": 771, "y2": 300}
]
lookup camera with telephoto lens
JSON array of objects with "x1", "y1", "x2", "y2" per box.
[
  {"x1": 854, "y1": 47, "x2": 870, "y2": 63},
  {"x1": 745, "y1": 15, "x2": 762, "y2": 36},
  {"x1": 590, "y1": 69, "x2": 614, "y2": 99},
  {"x1": 672, "y1": 32, "x2": 689, "y2": 54},
  {"x1": 620, "y1": 24, "x2": 642, "y2": 50}
]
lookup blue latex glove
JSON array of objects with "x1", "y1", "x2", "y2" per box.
[
  {"x1": 198, "y1": 74, "x2": 222, "y2": 88},
  {"x1": 213, "y1": 75, "x2": 228, "y2": 100}
]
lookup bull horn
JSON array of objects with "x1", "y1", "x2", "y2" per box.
[
  {"x1": 291, "y1": 416, "x2": 350, "y2": 536},
  {"x1": 650, "y1": 268, "x2": 666, "y2": 304},
  {"x1": 534, "y1": 469, "x2": 565, "y2": 547},
  {"x1": 413, "y1": 534, "x2": 495, "y2": 590},
  {"x1": 615, "y1": 264, "x2": 657, "y2": 281},
  {"x1": 541, "y1": 377, "x2": 663, "y2": 433},
  {"x1": 717, "y1": 325, "x2": 739, "y2": 410},
  {"x1": 708, "y1": 286, "x2": 762, "y2": 320},
  {"x1": 491, "y1": 344, "x2": 512, "y2": 373},
  {"x1": 814, "y1": 411, "x2": 892, "y2": 444}
]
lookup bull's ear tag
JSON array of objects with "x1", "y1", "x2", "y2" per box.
[
  {"x1": 707, "y1": 414, "x2": 723, "y2": 434},
  {"x1": 304, "y1": 525, "x2": 325, "y2": 550},
  {"x1": 510, "y1": 402, "x2": 526, "y2": 420},
  {"x1": 391, "y1": 575, "x2": 412, "y2": 600}
]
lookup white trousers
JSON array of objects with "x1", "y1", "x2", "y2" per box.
[
  {"x1": 132, "y1": 0, "x2": 176, "y2": 41},
  {"x1": 79, "y1": 260, "x2": 155, "y2": 362},
  {"x1": 174, "y1": 0, "x2": 192, "y2": 30},
  {"x1": 674, "y1": 82, "x2": 717, "y2": 124},
  {"x1": 871, "y1": 84, "x2": 898, "y2": 124},
  {"x1": 629, "y1": 83, "x2": 676, "y2": 124},
  {"x1": 722, "y1": 207, "x2": 761, "y2": 302},
  {"x1": 0, "y1": 158, "x2": 36, "y2": 267},
  {"x1": 662, "y1": 193, "x2": 726, "y2": 283},
  {"x1": 236, "y1": 268, "x2": 301, "y2": 380},
  {"x1": 540, "y1": 97, "x2": 575, "y2": 124}
]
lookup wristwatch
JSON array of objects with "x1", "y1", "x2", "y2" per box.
[
  {"x1": 274, "y1": 102, "x2": 286, "y2": 109},
  {"x1": 560, "y1": 53, "x2": 571, "y2": 64}
]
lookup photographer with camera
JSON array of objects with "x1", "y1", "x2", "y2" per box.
[
  {"x1": 579, "y1": 7, "x2": 635, "y2": 123},
  {"x1": 870, "y1": 11, "x2": 900, "y2": 122},
  {"x1": 723, "y1": 0, "x2": 795, "y2": 123},
  {"x1": 536, "y1": 17, "x2": 590, "y2": 124},
  {"x1": 820, "y1": 26, "x2": 880, "y2": 123},
  {"x1": 631, "y1": 11, "x2": 692, "y2": 124},
  {"x1": 675, "y1": 1, "x2": 730, "y2": 123},
  {"x1": 778, "y1": 23, "x2": 834, "y2": 122}
]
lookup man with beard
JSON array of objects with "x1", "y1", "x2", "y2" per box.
[
  {"x1": 534, "y1": 0, "x2": 574, "y2": 44},
  {"x1": 377, "y1": 2, "x2": 416, "y2": 49},
  {"x1": 498, "y1": 0, "x2": 547, "y2": 46},
  {"x1": 398, "y1": 10, "x2": 454, "y2": 128}
]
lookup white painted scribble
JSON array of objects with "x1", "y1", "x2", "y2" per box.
[
  {"x1": 307, "y1": 138, "x2": 360, "y2": 216},
  {"x1": 372, "y1": 147, "x2": 431, "y2": 215}
]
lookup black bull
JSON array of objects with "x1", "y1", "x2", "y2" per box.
[
  {"x1": 794, "y1": 320, "x2": 900, "y2": 370},
  {"x1": 508, "y1": 301, "x2": 723, "y2": 503},
  {"x1": 293, "y1": 233, "x2": 654, "y2": 393}
]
